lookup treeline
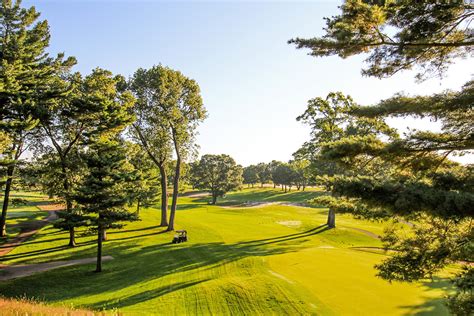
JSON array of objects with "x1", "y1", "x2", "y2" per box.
[
  {"x1": 241, "y1": 160, "x2": 310, "y2": 192},
  {"x1": 0, "y1": 1, "x2": 206, "y2": 272}
]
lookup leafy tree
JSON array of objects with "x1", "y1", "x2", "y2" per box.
[
  {"x1": 191, "y1": 154, "x2": 242, "y2": 204},
  {"x1": 130, "y1": 68, "x2": 173, "y2": 227},
  {"x1": 130, "y1": 65, "x2": 207, "y2": 231},
  {"x1": 289, "y1": 0, "x2": 474, "y2": 80},
  {"x1": 272, "y1": 163, "x2": 294, "y2": 192},
  {"x1": 243, "y1": 165, "x2": 259, "y2": 187},
  {"x1": 296, "y1": 92, "x2": 395, "y2": 226},
  {"x1": 0, "y1": 0, "x2": 75, "y2": 237},
  {"x1": 255, "y1": 162, "x2": 272, "y2": 187},
  {"x1": 73, "y1": 68, "x2": 137, "y2": 272},
  {"x1": 289, "y1": 159, "x2": 310, "y2": 191},
  {"x1": 268, "y1": 160, "x2": 283, "y2": 188}
]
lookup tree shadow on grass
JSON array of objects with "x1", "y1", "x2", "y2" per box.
[
  {"x1": 398, "y1": 276, "x2": 452, "y2": 315},
  {"x1": 0, "y1": 224, "x2": 331, "y2": 310},
  {"x1": 90, "y1": 279, "x2": 210, "y2": 310}
]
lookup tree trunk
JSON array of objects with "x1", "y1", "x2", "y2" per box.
[
  {"x1": 284, "y1": 185, "x2": 287, "y2": 193},
  {"x1": 273, "y1": 183, "x2": 276, "y2": 188},
  {"x1": 158, "y1": 164, "x2": 168, "y2": 227},
  {"x1": 68, "y1": 227, "x2": 76, "y2": 247},
  {"x1": 136, "y1": 199, "x2": 140, "y2": 215},
  {"x1": 168, "y1": 155, "x2": 181, "y2": 231},
  {"x1": 96, "y1": 226, "x2": 103, "y2": 272},
  {"x1": 62, "y1": 163, "x2": 76, "y2": 247},
  {"x1": 261, "y1": 183, "x2": 263, "y2": 188},
  {"x1": 327, "y1": 208, "x2": 336, "y2": 228},
  {"x1": 211, "y1": 193, "x2": 217, "y2": 205},
  {"x1": 0, "y1": 165, "x2": 14, "y2": 237}
]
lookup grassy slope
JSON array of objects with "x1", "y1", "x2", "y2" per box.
[{"x1": 0, "y1": 188, "x2": 451, "y2": 315}]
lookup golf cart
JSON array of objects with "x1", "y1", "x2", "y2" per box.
[{"x1": 172, "y1": 230, "x2": 188, "y2": 244}]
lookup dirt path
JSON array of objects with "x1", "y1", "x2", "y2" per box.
[
  {"x1": 0, "y1": 204, "x2": 62, "y2": 257},
  {"x1": 0, "y1": 256, "x2": 114, "y2": 281}
]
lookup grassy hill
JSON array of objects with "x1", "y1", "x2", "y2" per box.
[{"x1": 0, "y1": 188, "x2": 453, "y2": 315}]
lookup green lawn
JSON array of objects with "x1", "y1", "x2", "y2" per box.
[
  {"x1": 0, "y1": 188, "x2": 453, "y2": 315},
  {"x1": 0, "y1": 191, "x2": 49, "y2": 240}
]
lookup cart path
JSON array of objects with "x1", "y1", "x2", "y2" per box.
[
  {"x1": 0, "y1": 204, "x2": 62, "y2": 257},
  {"x1": 0, "y1": 256, "x2": 114, "y2": 281}
]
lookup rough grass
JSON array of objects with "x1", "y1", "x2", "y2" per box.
[
  {"x1": 0, "y1": 188, "x2": 453, "y2": 315},
  {"x1": 0, "y1": 297, "x2": 102, "y2": 315}
]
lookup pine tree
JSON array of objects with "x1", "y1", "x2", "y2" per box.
[
  {"x1": 0, "y1": 0, "x2": 75, "y2": 237},
  {"x1": 72, "y1": 68, "x2": 137, "y2": 272}
]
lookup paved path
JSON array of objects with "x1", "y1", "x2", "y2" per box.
[
  {"x1": 0, "y1": 256, "x2": 114, "y2": 281},
  {"x1": 0, "y1": 204, "x2": 61, "y2": 257}
]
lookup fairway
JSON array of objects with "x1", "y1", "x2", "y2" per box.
[{"x1": 0, "y1": 188, "x2": 452, "y2": 315}]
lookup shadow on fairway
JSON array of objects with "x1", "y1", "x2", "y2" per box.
[
  {"x1": 0, "y1": 224, "x2": 331, "y2": 310},
  {"x1": 398, "y1": 276, "x2": 452, "y2": 315}
]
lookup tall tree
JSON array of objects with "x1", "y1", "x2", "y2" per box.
[
  {"x1": 73, "y1": 68, "x2": 137, "y2": 272},
  {"x1": 289, "y1": 0, "x2": 474, "y2": 80},
  {"x1": 130, "y1": 68, "x2": 173, "y2": 227},
  {"x1": 0, "y1": 0, "x2": 75, "y2": 237},
  {"x1": 191, "y1": 154, "x2": 242, "y2": 205},
  {"x1": 37, "y1": 73, "x2": 99, "y2": 246},
  {"x1": 131, "y1": 65, "x2": 206, "y2": 231}
]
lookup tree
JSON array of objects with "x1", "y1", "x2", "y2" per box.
[
  {"x1": 37, "y1": 72, "x2": 99, "y2": 246},
  {"x1": 292, "y1": 2, "x2": 473, "y2": 311},
  {"x1": 125, "y1": 142, "x2": 160, "y2": 215},
  {"x1": 268, "y1": 160, "x2": 283, "y2": 188},
  {"x1": 272, "y1": 163, "x2": 294, "y2": 193},
  {"x1": 242, "y1": 165, "x2": 259, "y2": 187},
  {"x1": 289, "y1": 0, "x2": 474, "y2": 80},
  {"x1": 73, "y1": 68, "x2": 137, "y2": 272},
  {"x1": 130, "y1": 65, "x2": 207, "y2": 231},
  {"x1": 191, "y1": 154, "x2": 242, "y2": 204},
  {"x1": 289, "y1": 159, "x2": 310, "y2": 191},
  {"x1": 0, "y1": 0, "x2": 75, "y2": 237},
  {"x1": 255, "y1": 162, "x2": 271, "y2": 187},
  {"x1": 296, "y1": 92, "x2": 395, "y2": 226}
]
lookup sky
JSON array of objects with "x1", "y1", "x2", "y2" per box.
[{"x1": 25, "y1": 0, "x2": 473, "y2": 166}]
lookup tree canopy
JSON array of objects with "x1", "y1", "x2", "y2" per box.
[{"x1": 289, "y1": 0, "x2": 474, "y2": 79}]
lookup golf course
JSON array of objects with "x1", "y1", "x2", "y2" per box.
[{"x1": 0, "y1": 188, "x2": 454, "y2": 315}]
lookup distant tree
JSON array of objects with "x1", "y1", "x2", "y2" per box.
[
  {"x1": 73, "y1": 68, "x2": 137, "y2": 273},
  {"x1": 255, "y1": 163, "x2": 272, "y2": 187},
  {"x1": 130, "y1": 65, "x2": 207, "y2": 231},
  {"x1": 191, "y1": 154, "x2": 242, "y2": 204},
  {"x1": 289, "y1": 159, "x2": 310, "y2": 191},
  {"x1": 272, "y1": 163, "x2": 294, "y2": 193},
  {"x1": 289, "y1": 0, "x2": 474, "y2": 80},
  {"x1": 268, "y1": 160, "x2": 283, "y2": 188},
  {"x1": 243, "y1": 165, "x2": 259, "y2": 187},
  {"x1": 0, "y1": 0, "x2": 75, "y2": 237},
  {"x1": 297, "y1": 92, "x2": 395, "y2": 227}
]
